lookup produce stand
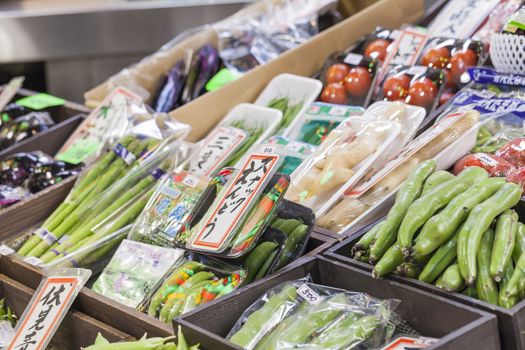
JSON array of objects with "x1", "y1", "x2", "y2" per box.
[{"x1": 178, "y1": 256, "x2": 500, "y2": 350}]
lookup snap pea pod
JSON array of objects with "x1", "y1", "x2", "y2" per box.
[
  {"x1": 180, "y1": 282, "x2": 213, "y2": 316},
  {"x1": 476, "y1": 228, "x2": 499, "y2": 305},
  {"x1": 499, "y1": 263, "x2": 518, "y2": 308},
  {"x1": 352, "y1": 221, "x2": 384, "y2": 258},
  {"x1": 513, "y1": 222, "x2": 525, "y2": 263},
  {"x1": 421, "y1": 170, "x2": 455, "y2": 196},
  {"x1": 277, "y1": 219, "x2": 302, "y2": 235},
  {"x1": 396, "y1": 262, "x2": 421, "y2": 278},
  {"x1": 462, "y1": 286, "x2": 477, "y2": 298},
  {"x1": 503, "y1": 252, "x2": 525, "y2": 298},
  {"x1": 167, "y1": 280, "x2": 212, "y2": 321},
  {"x1": 419, "y1": 228, "x2": 461, "y2": 284},
  {"x1": 243, "y1": 241, "x2": 279, "y2": 284},
  {"x1": 372, "y1": 242, "x2": 403, "y2": 279},
  {"x1": 270, "y1": 218, "x2": 285, "y2": 231},
  {"x1": 490, "y1": 210, "x2": 518, "y2": 282},
  {"x1": 458, "y1": 182, "x2": 522, "y2": 285},
  {"x1": 399, "y1": 166, "x2": 488, "y2": 258},
  {"x1": 310, "y1": 314, "x2": 379, "y2": 349},
  {"x1": 275, "y1": 224, "x2": 308, "y2": 270},
  {"x1": 230, "y1": 285, "x2": 297, "y2": 349},
  {"x1": 269, "y1": 294, "x2": 347, "y2": 349},
  {"x1": 369, "y1": 160, "x2": 436, "y2": 264},
  {"x1": 254, "y1": 249, "x2": 279, "y2": 281},
  {"x1": 438, "y1": 264, "x2": 465, "y2": 292},
  {"x1": 414, "y1": 177, "x2": 505, "y2": 259}
]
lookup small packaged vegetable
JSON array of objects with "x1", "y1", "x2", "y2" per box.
[
  {"x1": 179, "y1": 146, "x2": 290, "y2": 258},
  {"x1": 141, "y1": 253, "x2": 245, "y2": 323},
  {"x1": 227, "y1": 278, "x2": 398, "y2": 350}
]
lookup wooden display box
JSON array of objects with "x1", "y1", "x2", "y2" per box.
[
  {"x1": 177, "y1": 256, "x2": 500, "y2": 350},
  {"x1": 325, "y1": 221, "x2": 525, "y2": 350}
]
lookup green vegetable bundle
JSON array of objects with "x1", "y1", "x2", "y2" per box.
[
  {"x1": 83, "y1": 327, "x2": 199, "y2": 350},
  {"x1": 353, "y1": 159, "x2": 525, "y2": 308},
  {"x1": 227, "y1": 281, "x2": 396, "y2": 350},
  {"x1": 267, "y1": 97, "x2": 304, "y2": 132},
  {"x1": 0, "y1": 297, "x2": 16, "y2": 327},
  {"x1": 223, "y1": 120, "x2": 264, "y2": 167}
]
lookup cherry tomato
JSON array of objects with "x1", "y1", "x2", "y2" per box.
[
  {"x1": 382, "y1": 74, "x2": 411, "y2": 101},
  {"x1": 454, "y1": 153, "x2": 516, "y2": 177},
  {"x1": 450, "y1": 51, "x2": 477, "y2": 83},
  {"x1": 438, "y1": 90, "x2": 455, "y2": 106},
  {"x1": 452, "y1": 48, "x2": 478, "y2": 65},
  {"x1": 325, "y1": 63, "x2": 350, "y2": 84},
  {"x1": 421, "y1": 47, "x2": 450, "y2": 68},
  {"x1": 343, "y1": 67, "x2": 372, "y2": 98},
  {"x1": 442, "y1": 69, "x2": 457, "y2": 90},
  {"x1": 364, "y1": 39, "x2": 390, "y2": 61},
  {"x1": 320, "y1": 83, "x2": 348, "y2": 104},
  {"x1": 406, "y1": 78, "x2": 437, "y2": 108},
  {"x1": 507, "y1": 167, "x2": 525, "y2": 192},
  {"x1": 496, "y1": 138, "x2": 525, "y2": 167}
]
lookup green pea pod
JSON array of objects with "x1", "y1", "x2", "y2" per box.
[
  {"x1": 177, "y1": 326, "x2": 189, "y2": 350},
  {"x1": 503, "y1": 251, "x2": 525, "y2": 299},
  {"x1": 458, "y1": 182, "x2": 522, "y2": 285},
  {"x1": 395, "y1": 262, "x2": 421, "y2": 278},
  {"x1": 277, "y1": 219, "x2": 303, "y2": 235},
  {"x1": 244, "y1": 241, "x2": 279, "y2": 284},
  {"x1": 398, "y1": 166, "x2": 488, "y2": 258},
  {"x1": 230, "y1": 285, "x2": 297, "y2": 349},
  {"x1": 439, "y1": 264, "x2": 465, "y2": 292},
  {"x1": 352, "y1": 221, "x2": 384, "y2": 257},
  {"x1": 418, "y1": 228, "x2": 460, "y2": 284},
  {"x1": 372, "y1": 243, "x2": 403, "y2": 279},
  {"x1": 310, "y1": 314, "x2": 379, "y2": 349},
  {"x1": 254, "y1": 249, "x2": 279, "y2": 281},
  {"x1": 512, "y1": 222, "x2": 525, "y2": 263},
  {"x1": 167, "y1": 280, "x2": 212, "y2": 321},
  {"x1": 271, "y1": 218, "x2": 285, "y2": 230},
  {"x1": 476, "y1": 228, "x2": 499, "y2": 305},
  {"x1": 421, "y1": 170, "x2": 455, "y2": 196},
  {"x1": 498, "y1": 262, "x2": 518, "y2": 308},
  {"x1": 276, "y1": 224, "x2": 308, "y2": 269},
  {"x1": 490, "y1": 210, "x2": 518, "y2": 282},
  {"x1": 414, "y1": 177, "x2": 505, "y2": 258},
  {"x1": 180, "y1": 282, "x2": 213, "y2": 316},
  {"x1": 462, "y1": 286, "x2": 477, "y2": 298},
  {"x1": 369, "y1": 160, "x2": 436, "y2": 264}
]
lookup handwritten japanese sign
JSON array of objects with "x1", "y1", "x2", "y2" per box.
[
  {"x1": 8, "y1": 276, "x2": 83, "y2": 350},
  {"x1": 428, "y1": 0, "x2": 499, "y2": 39},
  {"x1": 190, "y1": 126, "x2": 248, "y2": 176},
  {"x1": 191, "y1": 153, "x2": 280, "y2": 250},
  {"x1": 384, "y1": 29, "x2": 428, "y2": 67}
]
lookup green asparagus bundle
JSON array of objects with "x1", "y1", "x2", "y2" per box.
[{"x1": 267, "y1": 97, "x2": 304, "y2": 131}]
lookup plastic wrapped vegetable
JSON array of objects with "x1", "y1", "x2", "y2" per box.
[{"x1": 0, "y1": 111, "x2": 55, "y2": 150}]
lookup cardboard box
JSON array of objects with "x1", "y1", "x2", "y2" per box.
[
  {"x1": 325, "y1": 219, "x2": 525, "y2": 350},
  {"x1": 177, "y1": 256, "x2": 501, "y2": 350}
]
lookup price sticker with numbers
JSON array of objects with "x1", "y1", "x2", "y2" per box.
[
  {"x1": 0, "y1": 244, "x2": 14, "y2": 256},
  {"x1": 297, "y1": 284, "x2": 322, "y2": 305}
]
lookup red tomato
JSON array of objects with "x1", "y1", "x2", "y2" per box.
[
  {"x1": 325, "y1": 63, "x2": 350, "y2": 84},
  {"x1": 438, "y1": 90, "x2": 455, "y2": 106},
  {"x1": 320, "y1": 83, "x2": 348, "y2": 104},
  {"x1": 406, "y1": 78, "x2": 437, "y2": 108},
  {"x1": 450, "y1": 50, "x2": 477, "y2": 83},
  {"x1": 382, "y1": 74, "x2": 411, "y2": 101},
  {"x1": 453, "y1": 153, "x2": 516, "y2": 177},
  {"x1": 343, "y1": 67, "x2": 372, "y2": 98},
  {"x1": 364, "y1": 39, "x2": 390, "y2": 61},
  {"x1": 496, "y1": 138, "x2": 525, "y2": 167},
  {"x1": 507, "y1": 167, "x2": 525, "y2": 193},
  {"x1": 442, "y1": 69, "x2": 458, "y2": 90},
  {"x1": 421, "y1": 47, "x2": 450, "y2": 68}
]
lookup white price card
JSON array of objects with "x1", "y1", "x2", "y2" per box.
[
  {"x1": 7, "y1": 273, "x2": 88, "y2": 350},
  {"x1": 0, "y1": 244, "x2": 14, "y2": 256},
  {"x1": 297, "y1": 284, "x2": 322, "y2": 305},
  {"x1": 191, "y1": 153, "x2": 280, "y2": 250}
]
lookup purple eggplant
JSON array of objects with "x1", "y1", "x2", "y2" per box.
[
  {"x1": 154, "y1": 59, "x2": 186, "y2": 113},
  {"x1": 191, "y1": 44, "x2": 220, "y2": 100},
  {"x1": 0, "y1": 184, "x2": 29, "y2": 208},
  {"x1": 0, "y1": 112, "x2": 54, "y2": 150},
  {"x1": 180, "y1": 48, "x2": 203, "y2": 105}
]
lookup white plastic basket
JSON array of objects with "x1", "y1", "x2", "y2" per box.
[{"x1": 490, "y1": 33, "x2": 525, "y2": 74}]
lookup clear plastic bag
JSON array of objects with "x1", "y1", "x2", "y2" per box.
[
  {"x1": 227, "y1": 278, "x2": 398, "y2": 350},
  {"x1": 91, "y1": 239, "x2": 185, "y2": 308},
  {"x1": 141, "y1": 253, "x2": 245, "y2": 323}
]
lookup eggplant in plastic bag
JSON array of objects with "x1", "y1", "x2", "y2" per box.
[
  {"x1": 0, "y1": 112, "x2": 55, "y2": 149},
  {"x1": 154, "y1": 59, "x2": 186, "y2": 113},
  {"x1": 191, "y1": 44, "x2": 220, "y2": 100}
]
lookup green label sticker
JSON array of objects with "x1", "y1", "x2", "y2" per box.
[
  {"x1": 205, "y1": 68, "x2": 242, "y2": 92},
  {"x1": 16, "y1": 93, "x2": 65, "y2": 110},
  {"x1": 55, "y1": 138, "x2": 101, "y2": 165}
]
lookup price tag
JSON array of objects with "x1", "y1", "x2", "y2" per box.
[
  {"x1": 189, "y1": 126, "x2": 248, "y2": 176},
  {"x1": 297, "y1": 284, "x2": 322, "y2": 305},
  {"x1": 7, "y1": 275, "x2": 86, "y2": 350},
  {"x1": 381, "y1": 336, "x2": 438, "y2": 349},
  {"x1": 0, "y1": 77, "x2": 24, "y2": 111},
  {"x1": 407, "y1": 66, "x2": 428, "y2": 76},
  {"x1": 343, "y1": 53, "x2": 363, "y2": 66},
  {"x1": 0, "y1": 244, "x2": 14, "y2": 256},
  {"x1": 16, "y1": 93, "x2": 65, "y2": 110},
  {"x1": 24, "y1": 256, "x2": 43, "y2": 266},
  {"x1": 55, "y1": 138, "x2": 102, "y2": 165},
  {"x1": 191, "y1": 153, "x2": 280, "y2": 250}
]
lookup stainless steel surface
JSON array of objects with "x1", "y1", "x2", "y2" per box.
[{"x1": 0, "y1": 0, "x2": 251, "y2": 63}]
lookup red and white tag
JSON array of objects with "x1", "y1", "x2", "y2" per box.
[
  {"x1": 191, "y1": 153, "x2": 280, "y2": 250},
  {"x1": 7, "y1": 276, "x2": 85, "y2": 350},
  {"x1": 190, "y1": 126, "x2": 248, "y2": 177},
  {"x1": 381, "y1": 336, "x2": 438, "y2": 349},
  {"x1": 428, "y1": 0, "x2": 500, "y2": 39}
]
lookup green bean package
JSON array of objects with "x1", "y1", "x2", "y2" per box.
[{"x1": 226, "y1": 278, "x2": 398, "y2": 350}]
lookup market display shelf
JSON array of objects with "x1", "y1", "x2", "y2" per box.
[
  {"x1": 177, "y1": 256, "x2": 500, "y2": 350},
  {"x1": 0, "y1": 271, "x2": 133, "y2": 348}
]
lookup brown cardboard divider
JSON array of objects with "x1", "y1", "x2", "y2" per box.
[
  {"x1": 0, "y1": 272, "x2": 133, "y2": 348},
  {"x1": 325, "y1": 222, "x2": 525, "y2": 350},
  {"x1": 177, "y1": 256, "x2": 500, "y2": 350}
]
